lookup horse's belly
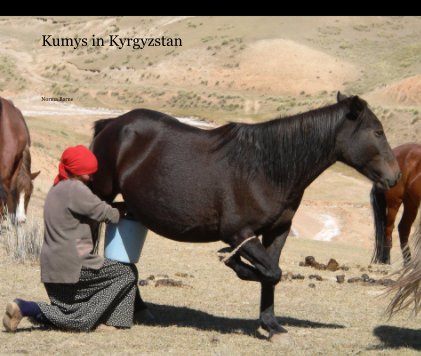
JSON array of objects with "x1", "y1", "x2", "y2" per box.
[{"x1": 146, "y1": 219, "x2": 221, "y2": 243}]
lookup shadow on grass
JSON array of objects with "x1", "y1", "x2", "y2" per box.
[
  {"x1": 370, "y1": 325, "x2": 421, "y2": 351},
  {"x1": 142, "y1": 302, "x2": 345, "y2": 336},
  {"x1": 3, "y1": 304, "x2": 345, "y2": 336}
]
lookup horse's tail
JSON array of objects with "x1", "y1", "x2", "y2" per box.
[
  {"x1": 370, "y1": 185, "x2": 387, "y2": 263},
  {"x1": 93, "y1": 118, "x2": 114, "y2": 139},
  {"x1": 385, "y1": 216, "x2": 421, "y2": 317}
]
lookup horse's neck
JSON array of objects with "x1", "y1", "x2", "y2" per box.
[{"x1": 270, "y1": 113, "x2": 339, "y2": 191}]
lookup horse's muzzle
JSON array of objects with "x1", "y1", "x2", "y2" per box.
[{"x1": 380, "y1": 171, "x2": 401, "y2": 191}]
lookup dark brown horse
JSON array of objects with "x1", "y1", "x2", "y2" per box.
[
  {"x1": 89, "y1": 93, "x2": 400, "y2": 339},
  {"x1": 371, "y1": 143, "x2": 421, "y2": 265},
  {"x1": 0, "y1": 97, "x2": 40, "y2": 224}
]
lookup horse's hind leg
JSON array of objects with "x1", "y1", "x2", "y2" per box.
[
  {"x1": 383, "y1": 198, "x2": 402, "y2": 264},
  {"x1": 398, "y1": 198, "x2": 419, "y2": 265}
]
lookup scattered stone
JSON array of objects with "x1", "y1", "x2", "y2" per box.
[
  {"x1": 175, "y1": 272, "x2": 189, "y2": 278},
  {"x1": 327, "y1": 259, "x2": 340, "y2": 271},
  {"x1": 302, "y1": 256, "x2": 345, "y2": 272},
  {"x1": 305, "y1": 256, "x2": 316, "y2": 266},
  {"x1": 147, "y1": 275, "x2": 155, "y2": 280},
  {"x1": 336, "y1": 275, "x2": 345, "y2": 284},
  {"x1": 348, "y1": 277, "x2": 362, "y2": 283},
  {"x1": 138, "y1": 279, "x2": 149, "y2": 286},
  {"x1": 315, "y1": 263, "x2": 327, "y2": 271},
  {"x1": 360, "y1": 267, "x2": 367, "y2": 272},
  {"x1": 155, "y1": 278, "x2": 183, "y2": 287},
  {"x1": 361, "y1": 273, "x2": 370, "y2": 282},
  {"x1": 309, "y1": 274, "x2": 323, "y2": 281},
  {"x1": 367, "y1": 278, "x2": 377, "y2": 284},
  {"x1": 376, "y1": 278, "x2": 395, "y2": 286},
  {"x1": 291, "y1": 273, "x2": 305, "y2": 280},
  {"x1": 308, "y1": 283, "x2": 316, "y2": 288},
  {"x1": 157, "y1": 274, "x2": 169, "y2": 278},
  {"x1": 281, "y1": 272, "x2": 292, "y2": 281}
]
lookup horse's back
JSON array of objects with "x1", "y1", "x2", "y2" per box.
[
  {"x1": 0, "y1": 97, "x2": 30, "y2": 144},
  {"x1": 93, "y1": 108, "x2": 218, "y2": 170},
  {"x1": 91, "y1": 108, "x2": 224, "y2": 200},
  {"x1": 98, "y1": 108, "x2": 206, "y2": 135},
  {"x1": 0, "y1": 97, "x2": 30, "y2": 167}
]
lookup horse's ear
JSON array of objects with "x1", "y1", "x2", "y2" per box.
[
  {"x1": 337, "y1": 91, "x2": 348, "y2": 102},
  {"x1": 31, "y1": 171, "x2": 41, "y2": 180},
  {"x1": 347, "y1": 96, "x2": 365, "y2": 120}
]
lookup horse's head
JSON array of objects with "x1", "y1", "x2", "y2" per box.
[
  {"x1": 15, "y1": 170, "x2": 41, "y2": 224},
  {"x1": 335, "y1": 92, "x2": 400, "y2": 191}
]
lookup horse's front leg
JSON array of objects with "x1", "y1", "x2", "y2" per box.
[
  {"x1": 223, "y1": 228, "x2": 279, "y2": 283},
  {"x1": 259, "y1": 225, "x2": 290, "y2": 338}
]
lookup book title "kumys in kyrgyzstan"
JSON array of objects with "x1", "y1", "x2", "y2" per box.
[{"x1": 41, "y1": 35, "x2": 183, "y2": 50}]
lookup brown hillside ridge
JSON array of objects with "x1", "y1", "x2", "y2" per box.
[{"x1": 365, "y1": 74, "x2": 421, "y2": 106}]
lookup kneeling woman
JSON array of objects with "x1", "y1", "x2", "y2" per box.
[{"x1": 3, "y1": 145, "x2": 137, "y2": 332}]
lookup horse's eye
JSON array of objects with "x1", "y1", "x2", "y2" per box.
[{"x1": 374, "y1": 130, "x2": 384, "y2": 138}]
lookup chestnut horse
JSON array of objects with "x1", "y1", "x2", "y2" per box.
[
  {"x1": 89, "y1": 93, "x2": 400, "y2": 339},
  {"x1": 371, "y1": 143, "x2": 421, "y2": 265},
  {"x1": 0, "y1": 97, "x2": 40, "y2": 224}
]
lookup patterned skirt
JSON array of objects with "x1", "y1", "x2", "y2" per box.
[{"x1": 38, "y1": 258, "x2": 138, "y2": 331}]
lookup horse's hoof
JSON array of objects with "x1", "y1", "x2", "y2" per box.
[{"x1": 270, "y1": 332, "x2": 294, "y2": 346}]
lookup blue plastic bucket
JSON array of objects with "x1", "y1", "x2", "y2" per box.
[{"x1": 104, "y1": 216, "x2": 148, "y2": 263}]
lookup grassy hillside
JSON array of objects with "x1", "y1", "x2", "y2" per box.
[{"x1": 0, "y1": 16, "x2": 420, "y2": 144}]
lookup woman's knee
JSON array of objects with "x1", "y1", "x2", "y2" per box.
[{"x1": 120, "y1": 263, "x2": 137, "y2": 285}]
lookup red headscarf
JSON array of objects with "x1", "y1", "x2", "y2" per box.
[{"x1": 54, "y1": 145, "x2": 98, "y2": 185}]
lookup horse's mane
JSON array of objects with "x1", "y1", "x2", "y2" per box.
[{"x1": 213, "y1": 100, "x2": 352, "y2": 185}]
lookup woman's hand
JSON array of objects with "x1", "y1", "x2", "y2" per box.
[{"x1": 111, "y1": 202, "x2": 128, "y2": 218}]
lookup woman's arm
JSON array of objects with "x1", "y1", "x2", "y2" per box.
[
  {"x1": 110, "y1": 201, "x2": 128, "y2": 218},
  {"x1": 68, "y1": 181, "x2": 120, "y2": 223}
]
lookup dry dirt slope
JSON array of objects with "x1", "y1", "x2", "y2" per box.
[
  {"x1": 0, "y1": 227, "x2": 420, "y2": 354},
  {"x1": 0, "y1": 16, "x2": 420, "y2": 128}
]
